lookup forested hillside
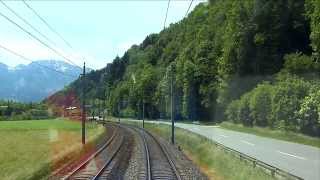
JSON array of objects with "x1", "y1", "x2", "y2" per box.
[{"x1": 54, "y1": 0, "x2": 320, "y2": 136}]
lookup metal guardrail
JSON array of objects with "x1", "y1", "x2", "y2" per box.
[{"x1": 189, "y1": 130, "x2": 304, "y2": 180}]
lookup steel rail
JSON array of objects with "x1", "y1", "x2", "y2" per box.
[
  {"x1": 129, "y1": 125, "x2": 181, "y2": 180},
  {"x1": 62, "y1": 125, "x2": 117, "y2": 179},
  {"x1": 127, "y1": 125, "x2": 152, "y2": 180},
  {"x1": 144, "y1": 129, "x2": 182, "y2": 180},
  {"x1": 92, "y1": 129, "x2": 125, "y2": 180}
]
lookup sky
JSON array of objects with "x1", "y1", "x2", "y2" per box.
[{"x1": 0, "y1": 0, "x2": 205, "y2": 70}]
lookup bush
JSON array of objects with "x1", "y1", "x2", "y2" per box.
[
  {"x1": 297, "y1": 86, "x2": 320, "y2": 136},
  {"x1": 284, "y1": 53, "x2": 318, "y2": 74},
  {"x1": 225, "y1": 100, "x2": 240, "y2": 123},
  {"x1": 238, "y1": 93, "x2": 253, "y2": 127},
  {"x1": 224, "y1": 73, "x2": 320, "y2": 136},
  {"x1": 121, "y1": 107, "x2": 136, "y2": 118},
  {"x1": 249, "y1": 83, "x2": 273, "y2": 127},
  {"x1": 271, "y1": 75, "x2": 311, "y2": 131}
]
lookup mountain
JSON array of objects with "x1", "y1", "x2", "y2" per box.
[{"x1": 0, "y1": 60, "x2": 88, "y2": 102}]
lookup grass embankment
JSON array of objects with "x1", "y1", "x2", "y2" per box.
[
  {"x1": 220, "y1": 122, "x2": 320, "y2": 148},
  {"x1": 120, "y1": 119, "x2": 273, "y2": 180},
  {"x1": 0, "y1": 119, "x2": 105, "y2": 180}
]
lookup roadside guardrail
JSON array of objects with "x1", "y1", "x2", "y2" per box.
[{"x1": 185, "y1": 129, "x2": 304, "y2": 180}]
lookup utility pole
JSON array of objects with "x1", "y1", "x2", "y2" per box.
[
  {"x1": 104, "y1": 85, "x2": 108, "y2": 123},
  {"x1": 82, "y1": 62, "x2": 86, "y2": 145},
  {"x1": 171, "y1": 64, "x2": 175, "y2": 144},
  {"x1": 142, "y1": 97, "x2": 145, "y2": 128},
  {"x1": 118, "y1": 101, "x2": 120, "y2": 123}
]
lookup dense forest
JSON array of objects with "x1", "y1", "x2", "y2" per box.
[{"x1": 55, "y1": 0, "x2": 320, "y2": 136}]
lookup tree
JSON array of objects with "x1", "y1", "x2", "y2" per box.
[
  {"x1": 298, "y1": 86, "x2": 320, "y2": 136},
  {"x1": 249, "y1": 83, "x2": 273, "y2": 127},
  {"x1": 306, "y1": 0, "x2": 320, "y2": 58}
]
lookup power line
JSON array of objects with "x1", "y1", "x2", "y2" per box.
[
  {"x1": 0, "y1": 11, "x2": 82, "y2": 69},
  {"x1": 0, "y1": 0, "x2": 57, "y2": 48},
  {"x1": 163, "y1": 0, "x2": 171, "y2": 29},
  {"x1": 0, "y1": 43, "x2": 78, "y2": 78},
  {"x1": 185, "y1": 0, "x2": 194, "y2": 18},
  {"x1": 22, "y1": 0, "x2": 73, "y2": 50}
]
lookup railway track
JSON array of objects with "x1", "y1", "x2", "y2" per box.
[
  {"x1": 52, "y1": 123, "x2": 192, "y2": 179},
  {"x1": 61, "y1": 125, "x2": 124, "y2": 180},
  {"x1": 129, "y1": 125, "x2": 182, "y2": 180}
]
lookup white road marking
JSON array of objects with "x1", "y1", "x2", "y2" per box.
[
  {"x1": 277, "y1": 151, "x2": 306, "y2": 160},
  {"x1": 241, "y1": 140, "x2": 255, "y2": 146},
  {"x1": 219, "y1": 134, "x2": 228, "y2": 138}
]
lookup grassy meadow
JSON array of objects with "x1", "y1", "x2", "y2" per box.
[{"x1": 0, "y1": 119, "x2": 105, "y2": 180}]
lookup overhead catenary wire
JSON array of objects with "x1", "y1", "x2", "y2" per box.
[
  {"x1": 0, "y1": 0, "x2": 58, "y2": 48},
  {"x1": 22, "y1": 0, "x2": 73, "y2": 50},
  {"x1": 185, "y1": 0, "x2": 194, "y2": 18},
  {"x1": 0, "y1": 11, "x2": 82, "y2": 69},
  {"x1": 0, "y1": 43, "x2": 78, "y2": 78},
  {"x1": 163, "y1": 0, "x2": 171, "y2": 29}
]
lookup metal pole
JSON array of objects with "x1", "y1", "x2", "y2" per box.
[
  {"x1": 118, "y1": 102, "x2": 120, "y2": 123},
  {"x1": 142, "y1": 97, "x2": 145, "y2": 128},
  {"x1": 82, "y1": 62, "x2": 86, "y2": 145},
  {"x1": 171, "y1": 64, "x2": 175, "y2": 144}
]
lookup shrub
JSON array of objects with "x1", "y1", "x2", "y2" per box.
[
  {"x1": 271, "y1": 75, "x2": 311, "y2": 131},
  {"x1": 238, "y1": 93, "x2": 253, "y2": 127},
  {"x1": 284, "y1": 53, "x2": 317, "y2": 74},
  {"x1": 249, "y1": 83, "x2": 273, "y2": 127},
  {"x1": 225, "y1": 100, "x2": 240, "y2": 123},
  {"x1": 297, "y1": 86, "x2": 320, "y2": 136}
]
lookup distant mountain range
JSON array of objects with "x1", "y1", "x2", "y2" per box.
[{"x1": 0, "y1": 60, "x2": 90, "y2": 102}]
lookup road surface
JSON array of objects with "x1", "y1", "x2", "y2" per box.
[{"x1": 126, "y1": 119, "x2": 320, "y2": 180}]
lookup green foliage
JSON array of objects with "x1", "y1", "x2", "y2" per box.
[
  {"x1": 225, "y1": 74, "x2": 320, "y2": 136},
  {"x1": 284, "y1": 53, "x2": 320, "y2": 75},
  {"x1": 225, "y1": 100, "x2": 240, "y2": 124},
  {"x1": 305, "y1": 0, "x2": 320, "y2": 58},
  {"x1": 238, "y1": 93, "x2": 253, "y2": 127},
  {"x1": 0, "y1": 101, "x2": 52, "y2": 121},
  {"x1": 61, "y1": 0, "x2": 319, "y2": 138},
  {"x1": 297, "y1": 85, "x2": 320, "y2": 136},
  {"x1": 249, "y1": 83, "x2": 273, "y2": 127}
]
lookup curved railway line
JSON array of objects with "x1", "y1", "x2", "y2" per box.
[{"x1": 53, "y1": 123, "x2": 204, "y2": 180}]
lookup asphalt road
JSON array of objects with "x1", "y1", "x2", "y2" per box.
[{"x1": 127, "y1": 119, "x2": 320, "y2": 180}]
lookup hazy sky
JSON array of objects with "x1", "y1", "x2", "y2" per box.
[{"x1": 0, "y1": 0, "x2": 205, "y2": 69}]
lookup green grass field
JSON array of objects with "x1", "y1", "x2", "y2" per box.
[
  {"x1": 0, "y1": 119, "x2": 105, "y2": 180},
  {"x1": 119, "y1": 119, "x2": 274, "y2": 180},
  {"x1": 220, "y1": 122, "x2": 320, "y2": 148}
]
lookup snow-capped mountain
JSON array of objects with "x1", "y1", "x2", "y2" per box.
[{"x1": 0, "y1": 60, "x2": 90, "y2": 102}]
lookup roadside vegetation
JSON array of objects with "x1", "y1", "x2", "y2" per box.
[
  {"x1": 0, "y1": 119, "x2": 105, "y2": 180},
  {"x1": 122, "y1": 120, "x2": 273, "y2": 180},
  {"x1": 220, "y1": 122, "x2": 320, "y2": 148}
]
